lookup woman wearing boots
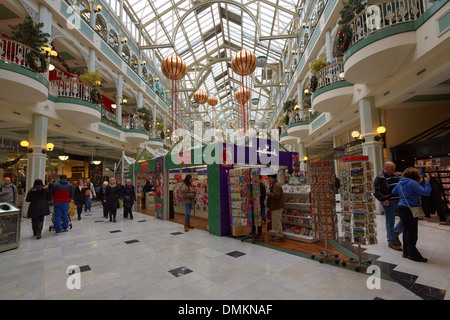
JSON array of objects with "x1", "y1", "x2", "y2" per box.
[
  {"x1": 26, "y1": 179, "x2": 51, "y2": 239},
  {"x1": 74, "y1": 179, "x2": 87, "y2": 220},
  {"x1": 106, "y1": 178, "x2": 121, "y2": 222},
  {"x1": 180, "y1": 174, "x2": 196, "y2": 232}
]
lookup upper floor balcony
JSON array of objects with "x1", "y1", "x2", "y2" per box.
[
  {"x1": 343, "y1": 0, "x2": 437, "y2": 84},
  {"x1": 49, "y1": 79, "x2": 101, "y2": 125},
  {"x1": 0, "y1": 37, "x2": 49, "y2": 104},
  {"x1": 286, "y1": 110, "x2": 322, "y2": 139},
  {"x1": 312, "y1": 61, "x2": 354, "y2": 113}
]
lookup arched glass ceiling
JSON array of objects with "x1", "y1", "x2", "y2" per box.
[{"x1": 124, "y1": 0, "x2": 304, "y2": 131}]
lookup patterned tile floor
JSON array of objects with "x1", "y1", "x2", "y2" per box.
[{"x1": 0, "y1": 205, "x2": 448, "y2": 300}]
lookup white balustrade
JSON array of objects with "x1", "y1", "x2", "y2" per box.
[
  {"x1": 349, "y1": 0, "x2": 428, "y2": 46},
  {"x1": 314, "y1": 61, "x2": 345, "y2": 90},
  {"x1": 49, "y1": 80, "x2": 94, "y2": 103}
]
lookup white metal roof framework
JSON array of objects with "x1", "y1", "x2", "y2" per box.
[{"x1": 121, "y1": 0, "x2": 304, "y2": 131}]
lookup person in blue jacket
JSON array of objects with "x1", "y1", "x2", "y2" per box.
[{"x1": 392, "y1": 167, "x2": 431, "y2": 262}]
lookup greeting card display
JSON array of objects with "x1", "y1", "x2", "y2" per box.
[
  {"x1": 340, "y1": 156, "x2": 377, "y2": 245},
  {"x1": 310, "y1": 161, "x2": 338, "y2": 241},
  {"x1": 228, "y1": 168, "x2": 261, "y2": 227}
]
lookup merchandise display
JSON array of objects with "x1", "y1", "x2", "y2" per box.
[
  {"x1": 227, "y1": 168, "x2": 261, "y2": 228},
  {"x1": 173, "y1": 172, "x2": 209, "y2": 215},
  {"x1": 417, "y1": 164, "x2": 450, "y2": 211},
  {"x1": 340, "y1": 156, "x2": 378, "y2": 245},
  {"x1": 310, "y1": 161, "x2": 338, "y2": 241},
  {"x1": 282, "y1": 190, "x2": 316, "y2": 242}
]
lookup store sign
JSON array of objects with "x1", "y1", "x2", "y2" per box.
[{"x1": 140, "y1": 161, "x2": 148, "y2": 172}]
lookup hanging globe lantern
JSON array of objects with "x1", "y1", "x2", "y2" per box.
[
  {"x1": 207, "y1": 96, "x2": 218, "y2": 107},
  {"x1": 231, "y1": 50, "x2": 257, "y2": 76},
  {"x1": 235, "y1": 87, "x2": 251, "y2": 105},
  {"x1": 161, "y1": 55, "x2": 187, "y2": 80},
  {"x1": 160, "y1": 55, "x2": 187, "y2": 135},
  {"x1": 193, "y1": 90, "x2": 208, "y2": 105}
]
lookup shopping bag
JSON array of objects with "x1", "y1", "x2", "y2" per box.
[{"x1": 70, "y1": 202, "x2": 75, "y2": 216}]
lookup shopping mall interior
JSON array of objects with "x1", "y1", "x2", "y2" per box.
[{"x1": 0, "y1": 0, "x2": 449, "y2": 301}]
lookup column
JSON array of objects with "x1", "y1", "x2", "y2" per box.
[
  {"x1": 298, "y1": 140, "x2": 308, "y2": 171},
  {"x1": 116, "y1": 74, "x2": 123, "y2": 125},
  {"x1": 39, "y1": 4, "x2": 52, "y2": 37},
  {"x1": 359, "y1": 97, "x2": 384, "y2": 214},
  {"x1": 152, "y1": 105, "x2": 157, "y2": 138},
  {"x1": 26, "y1": 115, "x2": 48, "y2": 198},
  {"x1": 88, "y1": 48, "x2": 96, "y2": 71},
  {"x1": 325, "y1": 30, "x2": 332, "y2": 62}
]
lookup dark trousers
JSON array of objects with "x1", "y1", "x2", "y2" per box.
[
  {"x1": 108, "y1": 209, "x2": 117, "y2": 222},
  {"x1": 77, "y1": 205, "x2": 83, "y2": 219},
  {"x1": 31, "y1": 216, "x2": 45, "y2": 236},
  {"x1": 102, "y1": 202, "x2": 108, "y2": 218},
  {"x1": 398, "y1": 205, "x2": 423, "y2": 259},
  {"x1": 123, "y1": 203, "x2": 133, "y2": 219}
]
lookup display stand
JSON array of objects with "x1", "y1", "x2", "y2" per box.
[
  {"x1": 340, "y1": 156, "x2": 377, "y2": 271},
  {"x1": 309, "y1": 161, "x2": 340, "y2": 264}
]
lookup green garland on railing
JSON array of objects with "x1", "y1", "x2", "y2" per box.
[
  {"x1": 90, "y1": 88, "x2": 102, "y2": 104},
  {"x1": 0, "y1": 154, "x2": 24, "y2": 169}
]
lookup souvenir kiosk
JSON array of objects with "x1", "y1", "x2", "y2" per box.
[{"x1": 159, "y1": 138, "x2": 299, "y2": 237}]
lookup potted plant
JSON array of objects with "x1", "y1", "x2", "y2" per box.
[{"x1": 9, "y1": 16, "x2": 49, "y2": 73}]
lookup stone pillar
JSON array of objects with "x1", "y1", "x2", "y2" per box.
[
  {"x1": 116, "y1": 73, "x2": 123, "y2": 125},
  {"x1": 325, "y1": 30, "x2": 332, "y2": 62},
  {"x1": 24, "y1": 115, "x2": 48, "y2": 211},
  {"x1": 359, "y1": 97, "x2": 384, "y2": 214},
  {"x1": 152, "y1": 105, "x2": 157, "y2": 138},
  {"x1": 88, "y1": 47, "x2": 96, "y2": 72},
  {"x1": 39, "y1": 4, "x2": 52, "y2": 37}
]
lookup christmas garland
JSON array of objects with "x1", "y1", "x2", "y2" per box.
[
  {"x1": 26, "y1": 50, "x2": 48, "y2": 73},
  {"x1": 0, "y1": 154, "x2": 24, "y2": 169},
  {"x1": 90, "y1": 88, "x2": 102, "y2": 104}
]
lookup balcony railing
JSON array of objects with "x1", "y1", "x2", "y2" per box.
[
  {"x1": 0, "y1": 37, "x2": 47, "y2": 76},
  {"x1": 101, "y1": 107, "x2": 149, "y2": 132},
  {"x1": 314, "y1": 61, "x2": 345, "y2": 91},
  {"x1": 349, "y1": 0, "x2": 429, "y2": 46},
  {"x1": 288, "y1": 110, "x2": 313, "y2": 125},
  {"x1": 49, "y1": 80, "x2": 95, "y2": 103}
]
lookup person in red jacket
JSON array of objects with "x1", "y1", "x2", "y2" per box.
[{"x1": 50, "y1": 174, "x2": 74, "y2": 234}]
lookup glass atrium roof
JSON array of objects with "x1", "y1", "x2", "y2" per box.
[{"x1": 123, "y1": 0, "x2": 304, "y2": 130}]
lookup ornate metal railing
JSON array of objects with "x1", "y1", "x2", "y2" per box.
[
  {"x1": 288, "y1": 110, "x2": 312, "y2": 125},
  {"x1": 49, "y1": 80, "x2": 94, "y2": 102},
  {"x1": 0, "y1": 37, "x2": 47, "y2": 76},
  {"x1": 349, "y1": 0, "x2": 429, "y2": 46},
  {"x1": 314, "y1": 61, "x2": 345, "y2": 91}
]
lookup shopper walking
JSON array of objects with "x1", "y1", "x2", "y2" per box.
[
  {"x1": 121, "y1": 179, "x2": 136, "y2": 220},
  {"x1": 392, "y1": 167, "x2": 431, "y2": 262},
  {"x1": 96, "y1": 181, "x2": 109, "y2": 218},
  {"x1": 51, "y1": 174, "x2": 74, "y2": 234},
  {"x1": 84, "y1": 178, "x2": 96, "y2": 212},
  {"x1": 251, "y1": 175, "x2": 267, "y2": 236},
  {"x1": 25, "y1": 179, "x2": 51, "y2": 239},
  {"x1": 105, "y1": 178, "x2": 121, "y2": 223},
  {"x1": 0, "y1": 177, "x2": 19, "y2": 205},
  {"x1": 267, "y1": 174, "x2": 285, "y2": 241},
  {"x1": 180, "y1": 174, "x2": 196, "y2": 232},
  {"x1": 374, "y1": 161, "x2": 403, "y2": 251},
  {"x1": 74, "y1": 179, "x2": 87, "y2": 220}
]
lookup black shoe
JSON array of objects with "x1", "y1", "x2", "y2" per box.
[
  {"x1": 408, "y1": 256, "x2": 428, "y2": 262},
  {"x1": 36, "y1": 235, "x2": 41, "y2": 239},
  {"x1": 130, "y1": 216, "x2": 133, "y2": 220}
]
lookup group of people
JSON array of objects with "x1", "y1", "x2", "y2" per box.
[
  {"x1": 180, "y1": 173, "x2": 286, "y2": 241},
  {"x1": 374, "y1": 161, "x2": 434, "y2": 263},
  {"x1": 20, "y1": 175, "x2": 137, "y2": 239}
]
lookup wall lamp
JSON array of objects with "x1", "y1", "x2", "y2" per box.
[
  {"x1": 94, "y1": 5, "x2": 102, "y2": 13},
  {"x1": 20, "y1": 141, "x2": 54, "y2": 153},
  {"x1": 374, "y1": 126, "x2": 386, "y2": 147},
  {"x1": 351, "y1": 130, "x2": 366, "y2": 142},
  {"x1": 121, "y1": 37, "x2": 127, "y2": 44}
]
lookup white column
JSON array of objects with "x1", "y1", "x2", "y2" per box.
[
  {"x1": 325, "y1": 30, "x2": 332, "y2": 62},
  {"x1": 88, "y1": 48, "x2": 96, "y2": 71},
  {"x1": 39, "y1": 4, "x2": 52, "y2": 37},
  {"x1": 26, "y1": 114, "x2": 48, "y2": 193},
  {"x1": 116, "y1": 74, "x2": 123, "y2": 125},
  {"x1": 359, "y1": 97, "x2": 384, "y2": 214},
  {"x1": 152, "y1": 105, "x2": 157, "y2": 138}
]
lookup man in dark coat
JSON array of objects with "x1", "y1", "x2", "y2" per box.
[
  {"x1": 26, "y1": 179, "x2": 51, "y2": 239},
  {"x1": 96, "y1": 181, "x2": 109, "y2": 218},
  {"x1": 121, "y1": 179, "x2": 136, "y2": 220},
  {"x1": 105, "y1": 178, "x2": 121, "y2": 222}
]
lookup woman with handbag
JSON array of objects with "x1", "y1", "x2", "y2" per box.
[
  {"x1": 74, "y1": 179, "x2": 88, "y2": 220},
  {"x1": 180, "y1": 174, "x2": 196, "y2": 232},
  {"x1": 392, "y1": 167, "x2": 431, "y2": 262}
]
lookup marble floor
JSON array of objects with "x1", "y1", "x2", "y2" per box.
[{"x1": 0, "y1": 205, "x2": 448, "y2": 300}]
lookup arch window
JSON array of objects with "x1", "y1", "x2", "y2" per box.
[
  {"x1": 108, "y1": 29, "x2": 119, "y2": 53},
  {"x1": 95, "y1": 14, "x2": 108, "y2": 41},
  {"x1": 131, "y1": 54, "x2": 139, "y2": 72},
  {"x1": 68, "y1": 0, "x2": 91, "y2": 25},
  {"x1": 121, "y1": 44, "x2": 130, "y2": 65}
]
